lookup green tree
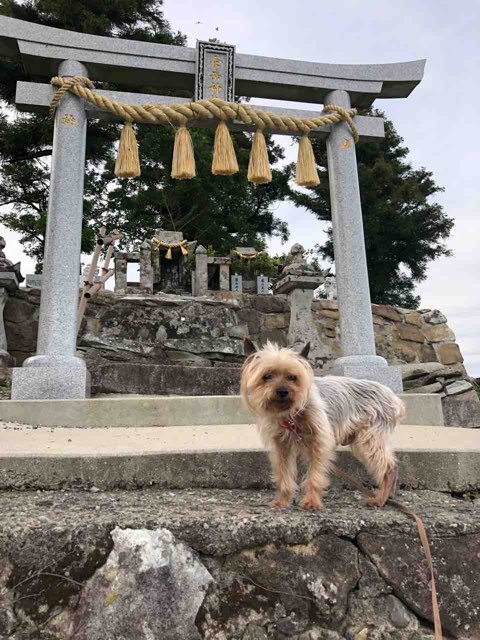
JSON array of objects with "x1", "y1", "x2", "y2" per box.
[
  {"x1": 0, "y1": 0, "x2": 290, "y2": 265},
  {"x1": 289, "y1": 112, "x2": 454, "y2": 308}
]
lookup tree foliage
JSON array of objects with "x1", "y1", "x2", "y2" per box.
[{"x1": 289, "y1": 112, "x2": 453, "y2": 308}]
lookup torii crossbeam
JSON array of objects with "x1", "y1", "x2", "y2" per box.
[{"x1": 0, "y1": 16, "x2": 425, "y2": 399}]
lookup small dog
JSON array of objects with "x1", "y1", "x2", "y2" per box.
[{"x1": 240, "y1": 339, "x2": 405, "y2": 511}]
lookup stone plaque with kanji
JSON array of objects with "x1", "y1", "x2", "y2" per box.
[{"x1": 195, "y1": 41, "x2": 235, "y2": 102}]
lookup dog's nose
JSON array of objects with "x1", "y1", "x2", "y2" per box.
[{"x1": 276, "y1": 387, "x2": 289, "y2": 399}]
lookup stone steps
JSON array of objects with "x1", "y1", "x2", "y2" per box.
[
  {"x1": 1, "y1": 423, "x2": 479, "y2": 492},
  {"x1": 89, "y1": 362, "x2": 242, "y2": 397},
  {"x1": 0, "y1": 392, "x2": 444, "y2": 428}
]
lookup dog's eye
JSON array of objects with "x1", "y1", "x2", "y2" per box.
[
  {"x1": 287, "y1": 375, "x2": 298, "y2": 382},
  {"x1": 263, "y1": 373, "x2": 273, "y2": 382}
]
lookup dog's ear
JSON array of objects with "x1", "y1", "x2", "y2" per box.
[
  {"x1": 244, "y1": 337, "x2": 258, "y2": 357},
  {"x1": 299, "y1": 342, "x2": 311, "y2": 359}
]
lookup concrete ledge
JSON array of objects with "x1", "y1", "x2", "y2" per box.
[
  {"x1": 0, "y1": 393, "x2": 444, "y2": 427},
  {"x1": 0, "y1": 424, "x2": 477, "y2": 492}
]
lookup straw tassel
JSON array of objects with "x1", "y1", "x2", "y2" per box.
[
  {"x1": 295, "y1": 135, "x2": 320, "y2": 187},
  {"x1": 247, "y1": 129, "x2": 272, "y2": 184},
  {"x1": 165, "y1": 247, "x2": 172, "y2": 260},
  {"x1": 115, "y1": 121, "x2": 141, "y2": 178},
  {"x1": 171, "y1": 126, "x2": 196, "y2": 180},
  {"x1": 180, "y1": 244, "x2": 189, "y2": 256},
  {"x1": 212, "y1": 121, "x2": 239, "y2": 176}
]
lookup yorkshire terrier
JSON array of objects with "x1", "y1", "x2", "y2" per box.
[{"x1": 241, "y1": 339, "x2": 405, "y2": 511}]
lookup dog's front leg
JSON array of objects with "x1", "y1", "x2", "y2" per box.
[
  {"x1": 299, "y1": 432, "x2": 335, "y2": 511},
  {"x1": 270, "y1": 435, "x2": 297, "y2": 508}
]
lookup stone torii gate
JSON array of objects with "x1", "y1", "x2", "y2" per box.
[{"x1": 0, "y1": 16, "x2": 425, "y2": 399}]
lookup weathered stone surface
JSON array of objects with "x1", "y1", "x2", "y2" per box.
[
  {"x1": 404, "y1": 382, "x2": 443, "y2": 394},
  {"x1": 421, "y1": 364, "x2": 466, "y2": 385},
  {"x1": 404, "y1": 312, "x2": 423, "y2": 327},
  {"x1": 444, "y1": 379, "x2": 473, "y2": 396},
  {"x1": 422, "y1": 324, "x2": 456, "y2": 343},
  {"x1": 443, "y1": 397, "x2": 480, "y2": 428},
  {"x1": 347, "y1": 593, "x2": 420, "y2": 637},
  {"x1": 317, "y1": 309, "x2": 340, "y2": 320},
  {"x1": 392, "y1": 338, "x2": 421, "y2": 363},
  {"x1": 372, "y1": 304, "x2": 402, "y2": 322},
  {"x1": 395, "y1": 323, "x2": 425, "y2": 343},
  {"x1": 421, "y1": 309, "x2": 447, "y2": 325},
  {"x1": 312, "y1": 299, "x2": 338, "y2": 311},
  {"x1": 164, "y1": 337, "x2": 243, "y2": 355},
  {"x1": 419, "y1": 343, "x2": 438, "y2": 363},
  {"x1": 0, "y1": 489, "x2": 479, "y2": 638},
  {"x1": 401, "y1": 362, "x2": 444, "y2": 381},
  {"x1": 91, "y1": 363, "x2": 241, "y2": 396},
  {"x1": 198, "y1": 535, "x2": 360, "y2": 636},
  {"x1": 249, "y1": 295, "x2": 289, "y2": 314},
  {"x1": 51, "y1": 528, "x2": 212, "y2": 640},
  {"x1": 264, "y1": 313, "x2": 289, "y2": 329},
  {"x1": 436, "y1": 343, "x2": 464, "y2": 365},
  {"x1": 358, "y1": 533, "x2": 480, "y2": 638},
  {"x1": 0, "y1": 558, "x2": 16, "y2": 636}
]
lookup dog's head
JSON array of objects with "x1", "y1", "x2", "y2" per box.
[{"x1": 240, "y1": 339, "x2": 313, "y2": 417}]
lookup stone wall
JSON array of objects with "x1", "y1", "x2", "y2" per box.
[
  {"x1": 0, "y1": 488, "x2": 479, "y2": 640},
  {"x1": 4, "y1": 289, "x2": 479, "y2": 423},
  {"x1": 4, "y1": 289, "x2": 466, "y2": 370}
]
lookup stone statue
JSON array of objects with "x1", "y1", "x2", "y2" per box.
[
  {"x1": 281, "y1": 243, "x2": 316, "y2": 277},
  {"x1": 0, "y1": 237, "x2": 24, "y2": 283}
]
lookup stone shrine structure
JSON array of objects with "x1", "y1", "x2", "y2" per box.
[
  {"x1": 0, "y1": 237, "x2": 23, "y2": 366},
  {"x1": 274, "y1": 244, "x2": 329, "y2": 367},
  {"x1": 1, "y1": 15, "x2": 426, "y2": 398}
]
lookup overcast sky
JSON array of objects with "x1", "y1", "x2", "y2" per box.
[{"x1": 1, "y1": 0, "x2": 479, "y2": 374}]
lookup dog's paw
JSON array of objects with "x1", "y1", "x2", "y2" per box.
[
  {"x1": 271, "y1": 497, "x2": 290, "y2": 509},
  {"x1": 299, "y1": 495, "x2": 324, "y2": 511},
  {"x1": 366, "y1": 496, "x2": 385, "y2": 509}
]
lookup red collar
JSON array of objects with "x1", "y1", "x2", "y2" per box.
[{"x1": 279, "y1": 415, "x2": 303, "y2": 438}]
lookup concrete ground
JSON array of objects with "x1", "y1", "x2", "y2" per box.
[{"x1": 1, "y1": 422, "x2": 479, "y2": 456}]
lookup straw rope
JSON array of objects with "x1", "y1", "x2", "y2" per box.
[{"x1": 49, "y1": 76, "x2": 359, "y2": 142}]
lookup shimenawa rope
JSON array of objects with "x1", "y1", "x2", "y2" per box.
[{"x1": 49, "y1": 75, "x2": 359, "y2": 184}]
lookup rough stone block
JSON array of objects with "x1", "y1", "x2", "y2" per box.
[
  {"x1": 371, "y1": 304, "x2": 402, "y2": 322},
  {"x1": 317, "y1": 309, "x2": 339, "y2": 319},
  {"x1": 392, "y1": 338, "x2": 421, "y2": 363},
  {"x1": 422, "y1": 324, "x2": 456, "y2": 342},
  {"x1": 401, "y1": 362, "x2": 444, "y2": 381},
  {"x1": 358, "y1": 532, "x2": 480, "y2": 638},
  {"x1": 263, "y1": 313, "x2": 288, "y2": 330},
  {"x1": 11, "y1": 366, "x2": 91, "y2": 400},
  {"x1": 395, "y1": 323, "x2": 425, "y2": 343},
  {"x1": 420, "y1": 343, "x2": 438, "y2": 362},
  {"x1": 422, "y1": 309, "x2": 447, "y2": 325},
  {"x1": 436, "y1": 343, "x2": 464, "y2": 365},
  {"x1": 443, "y1": 397, "x2": 480, "y2": 428},
  {"x1": 51, "y1": 528, "x2": 212, "y2": 640},
  {"x1": 444, "y1": 380, "x2": 473, "y2": 396},
  {"x1": 404, "y1": 312, "x2": 422, "y2": 327}
]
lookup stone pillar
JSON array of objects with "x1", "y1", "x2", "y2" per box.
[
  {"x1": 139, "y1": 241, "x2": 153, "y2": 294},
  {"x1": 219, "y1": 264, "x2": 230, "y2": 291},
  {"x1": 12, "y1": 59, "x2": 91, "y2": 399},
  {"x1": 195, "y1": 245, "x2": 208, "y2": 296},
  {"x1": 0, "y1": 288, "x2": 11, "y2": 367},
  {"x1": 115, "y1": 252, "x2": 128, "y2": 294},
  {"x1": 324, "y1": 89, "x2": 402, "y2": 392}
]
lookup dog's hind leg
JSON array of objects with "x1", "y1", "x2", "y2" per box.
[
  {"x1": 351, "y1": 428, "x2": 397, "y2": 508},
  {"x1": 270, "y1": 436, "x2": 298, "y2": 508}
]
